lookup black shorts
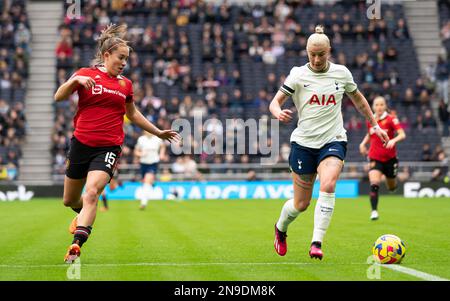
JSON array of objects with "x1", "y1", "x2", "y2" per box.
[
  {"x1": 369, "y1": 157, "x2": 398, "y2": 179},
  {"x1": 66, "y1": 136, "x2": 122, "y2": 180}
]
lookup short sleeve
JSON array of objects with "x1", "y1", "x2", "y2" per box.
[
  {"x1": 68, "y1": 69, "x2": 85, "y2": 93},
  {"x1": 344, "y1": 67, "x2": 358, "y2": 93},
  {"x1": 279, "y1": 67, "x2": 297, "y2": 96},
  {"x1": 126, "y1": 81, "x2": 134, "y2": 103},
  {"x1": 391, "y1": 116, "x2": 403, "y2": 131}
]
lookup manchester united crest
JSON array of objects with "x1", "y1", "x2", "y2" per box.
[{"x1": 119, "y1": 80, "x2": 126, "y2": 87}]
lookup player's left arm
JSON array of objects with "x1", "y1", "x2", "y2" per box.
[
  {"x1": 125, "y1": 102, "x2": 180, "y2": 143},
  {"x1": 346, "y1": 89, "x2": 389, "y2": 145}
]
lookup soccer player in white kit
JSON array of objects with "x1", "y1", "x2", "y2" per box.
[
  {"x1": 270, "y1": 26, "x2": 389, "y2": 259},
  {"x1": 134, "y1": 130, "x2": 166, "y2": 209}
]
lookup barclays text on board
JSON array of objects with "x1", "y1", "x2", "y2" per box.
[{"x1": 104, "y1": 180, "x2": 359, "y2": 200}]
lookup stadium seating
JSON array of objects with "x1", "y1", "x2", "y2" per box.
[
  {"x1": 439, "y1": 0, "x2": 450, "y2": 57},
  {"x1": 53, "y1": 0, "x2": 445, "y2": 179},
  {"x1": 0, "y1": 0, "x2": 30, "y2": 181}
]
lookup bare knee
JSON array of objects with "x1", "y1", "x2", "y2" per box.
[
  {"x1": 63, "y1": 195, "x2": 79, "y2": 207},
  {"x1": 320, "y1": 179, "x2": 337, "y2": 194},
  {"x1": 63, "y1": 197, "x2": 73, "y2": 207},
  {"x1": 83, "y1": 187, "x2": 101, "y2": 206},
  {"x1": 294, "y1": 199, "x2": 311, "y2": 212}
]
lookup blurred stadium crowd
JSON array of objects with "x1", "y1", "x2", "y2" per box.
[
  {"x1": 0, "y1": 0, "x2": 449, "y2": 181},
  {"x1": 0, "y1": 0, "x2": 29, "y2": 180}
]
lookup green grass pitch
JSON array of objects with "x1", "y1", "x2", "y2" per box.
[{"x1": 0, "y1": 196, "x2": 449, "y2": 281}]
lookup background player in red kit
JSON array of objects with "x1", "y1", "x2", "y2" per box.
[
  {"x1": 54, "y1": 24, "x2": 180, "y2": 263},
  {"x1": 359, "y1": 96, "x2": 406, "y2": 220}
]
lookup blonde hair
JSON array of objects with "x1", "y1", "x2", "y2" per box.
[
  {"x1": 92, "y1": 23, "x2": 130, "y2": 66},
  {"x1": 307, "y1": 25, "x2": 331, "y2": 49}
]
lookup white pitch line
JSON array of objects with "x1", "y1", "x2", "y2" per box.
[
  {"x1": 381, "y1": 264, "x2": 449, "y2": 281},
  {"x1": 3, "y1": 262, "x2": 448, "y2": 281},
  {"x1": 0, "y1": 262, "x2": 368, "y2": 269}
]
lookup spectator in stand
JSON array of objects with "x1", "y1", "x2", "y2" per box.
[
  {"x1": 393, "y1": 18, "x2": 410, "y2": 40},
  {"x1": 421, "y1": 143, "x2": 432, "y2": 161},
  {"x1": 422, "y1": 109, "x2": 438, "y2": 129},
  {"x1": 438, "y1": 99, "x2": 450, "y2": 136},
  {"x1": 431, "y1": 151, "x2": 449, "y2": 182},
  {"x1": 402, "y1": 87, "x2": 416, "y2": 107},
  {"x1": 435, "y1": 55, "x2": 450, "y2": 105},
  {"x1": 440, "y1": 20, "x2": 450, "y2": 42},
  {"x1": 432, "y1": 144, "x2": 445, "y2": 161}
]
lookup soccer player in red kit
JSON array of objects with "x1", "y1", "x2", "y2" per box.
[
  {"x1": 54, "y1": 24, "x2": 180, "y2": 263},
  {"x1": 359, "y1": 96, "x2": 406, "y2": 220}
]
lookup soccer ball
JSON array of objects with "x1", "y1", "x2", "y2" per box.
[{"x1": 372, "y1": 234, "x2": 406, "y2": 264}]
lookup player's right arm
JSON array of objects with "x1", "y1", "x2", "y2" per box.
[
  {"x1": 359, "y1": 133, "x2": 370, "y2": 156},
  {"x1": 269, "y1": 90, "x2": 293, "y2": 123},
  {"x1": 54, "y1": 75, "x2": 96, "y2": 102}
]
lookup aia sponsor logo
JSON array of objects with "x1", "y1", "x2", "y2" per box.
[{"x1": 308, "y1": 94, "x2": 336, "y2": 106}]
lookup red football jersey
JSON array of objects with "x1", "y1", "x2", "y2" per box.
[
  {"x1": 367, "y1": 112, "x2": 403, "y2": 162},
  {"x1": 70, "y1": 67, "x2": 133, "y2": 147}
]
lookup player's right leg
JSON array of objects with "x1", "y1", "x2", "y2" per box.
[
  {"x1": 368, "y1": 166, "x2": 383, "y2": 221},
  {"x1": 274, "y1": 142, "x2": 317, "y2": 256},
  {"x1": 63, "y1": 176, "x2": 86, "y2": 234},
  {"x1": 140, "y1": 170, "x2": 155, "y2": 210},
  {"x1": 274, "y1": 173, "x2": 316, "y2": 256}
]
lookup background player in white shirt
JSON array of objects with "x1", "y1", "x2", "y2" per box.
[
  {"x1": 270, "y1": 26, "x2": 389, "y2": 260},
  {"x1": 134, "y1": 130, "x2": 167, "y2": 209}
]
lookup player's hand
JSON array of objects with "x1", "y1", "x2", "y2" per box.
[
  {"x1": 374, "y1": 126, "x2": 389, "y2": 147},
  {"x1": 359, "y1": 143, "x2": 368, "y2": 156},
  {"x1": 277, "y1": 109, "x2": 293, "y2": 123},
  {"x1": 158, "y1": 130, "x2": 181, "y2": 143},
  {"x1": 75, "y1": 76, "x2": 96, "y2": 89},
  {"x1": 385, "y1": 140, "x2": 396, "y2": 150}
]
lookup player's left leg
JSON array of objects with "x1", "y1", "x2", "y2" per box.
[
  {"x1": 385, "y1": 177, "x2": 397, "y2": 191},
  {"x1": 100, "y1": 189, "x2": 109, "y2": 212},
  {"x1": 368, "y1": 169, "x2": 383, "y2": 220},
  {"x1": 311, "y1": 155, "x2": 344, "y2": 260},
  {"x1": 384, "y1": 158, "x2": 399, "y2": 192}
]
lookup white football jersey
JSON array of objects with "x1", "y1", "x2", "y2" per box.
[
  {"x1": 280, "y1": 61, "x2": 357, "y2": 149},
  {"x1": 136, "y1": 134, "x2": 163, "y2": 164}
]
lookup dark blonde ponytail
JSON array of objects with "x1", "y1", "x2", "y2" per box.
[{"x1": 92, "y1": 23, "x2": 130, "y2": 66}]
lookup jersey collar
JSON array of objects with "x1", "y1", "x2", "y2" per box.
[
  {"x1": 307, "y1": 61, "x2": 330, "y2": 74},
  {"x1": 375, "y1": 111, "x2": 388, "y2": 121},
  {"x1": 96, "y1": 65, "x2": 123, "y2": 79}
]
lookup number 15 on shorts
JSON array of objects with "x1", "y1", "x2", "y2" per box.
[{"x1": 105, "y1": 152, "x2": 117, "y2": 169}]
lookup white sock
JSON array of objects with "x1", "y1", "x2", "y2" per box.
[
  {"x1": 276, "y1": 199, "x2": 300, "y2": 232},
  {"x1": 312, "y1": 191, "x2": 335, "y2": 243},
  {"x1": 140, "y1": 184, "x2": 151, "y2": 206}
]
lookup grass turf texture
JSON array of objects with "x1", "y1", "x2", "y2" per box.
[{"x1": 0, "y1": 196, "x2": 449, "y2": 281}]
